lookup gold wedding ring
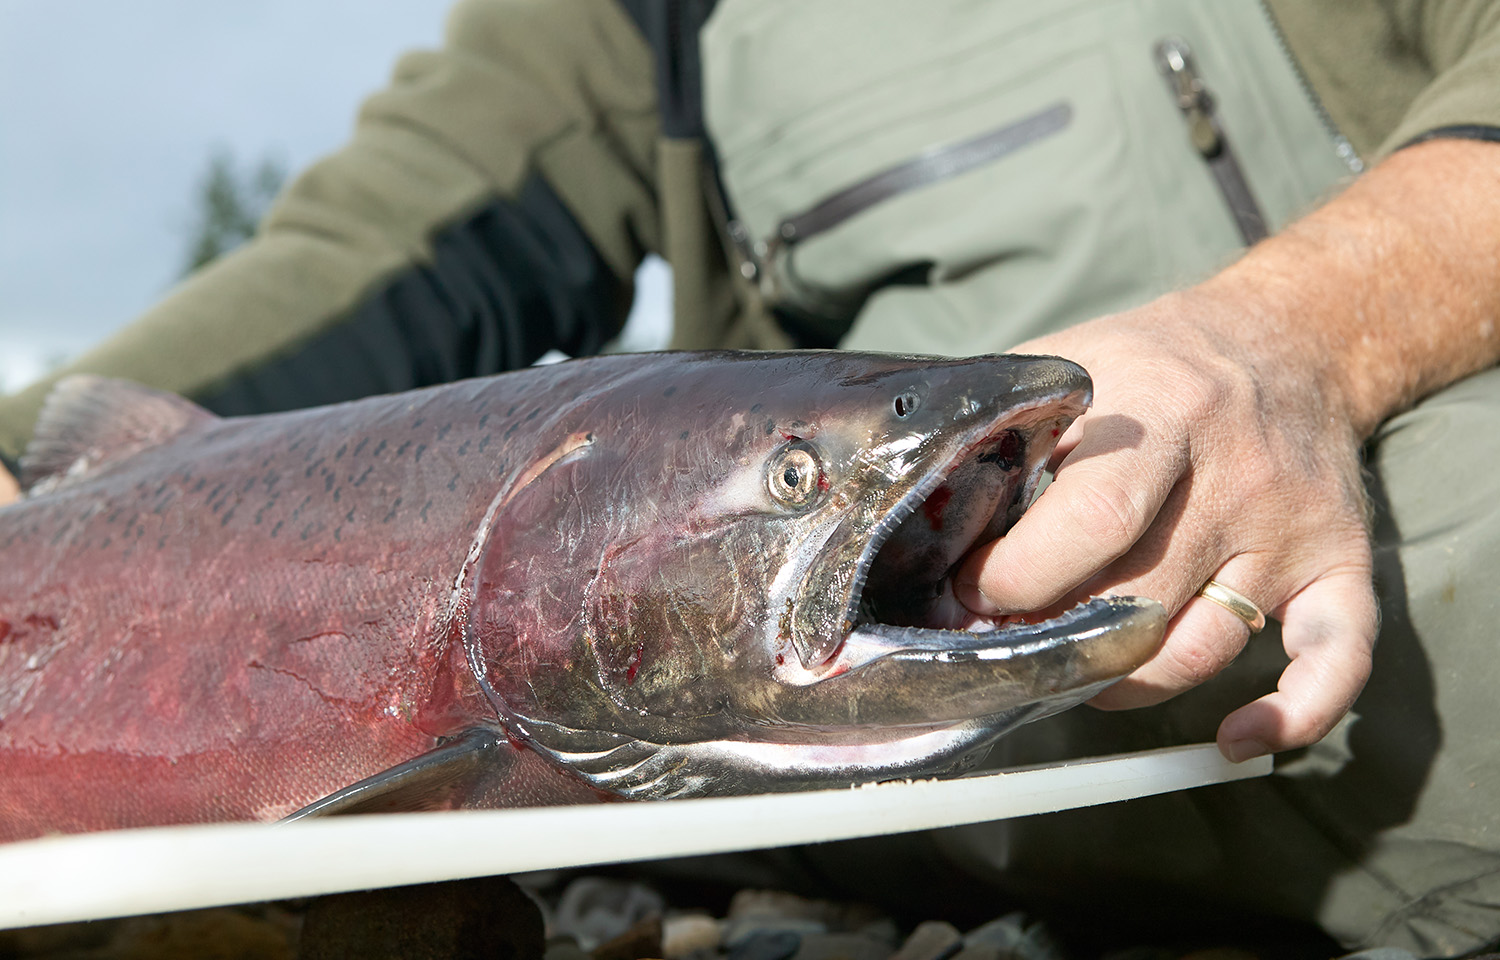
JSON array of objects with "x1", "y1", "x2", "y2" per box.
[{"x1": 1198, "y1": 579, "x2": 1266, "y2": 634}]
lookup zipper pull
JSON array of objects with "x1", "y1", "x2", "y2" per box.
[
  {"x1": 1154, "y1": 37, "x2": 1268, "y2": 246},
  {"x1": 1156, "y1": 39, "x2": 1221, "y2": 158}
]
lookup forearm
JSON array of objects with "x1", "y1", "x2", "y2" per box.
[{"x1": 1197, "y1": 138, "x2": 1500, "y2": 440}]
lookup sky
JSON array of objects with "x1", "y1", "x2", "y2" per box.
[{"x1": 0, "y1": 1, "x2": 670, "y2": 394}]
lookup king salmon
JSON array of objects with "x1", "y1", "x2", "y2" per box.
[{"x1": 0, "y1": 351, "x2": 1164, "y2": 841}]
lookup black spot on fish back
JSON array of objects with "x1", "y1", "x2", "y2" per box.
[
  {"x1": 382, "y1": 497, "x2": 403, "y2": 523},
  {"x1": 396, "y1": 441, "x2": 412, "y2": 457},
  {"x1": 663, "y1": 386, "x2": 677, "y2": 397},
  {"x1": 414, "y1": 443, "x2": 427, "y2": 463},
  {"x1": 436, "y1": 423, "x2": 453, "y2": 440},
  {"x1": 680, "y1": 431, "x2": 689, "y2": 440},
  {"x1": 352, "y1": 437, "x2": 369, "y2": 457},
  {"x1": 478, "y1": 435, "x2": 491, "y2": 453},
  {"x1": 412, "y1": 417, "x2": 425, "y2": 429},
  {"x1": 352, "y1": 466, "x2": 374, "y2": 487},
  {"x1": 420, "y1": 499, "x2": 432, "y2": 522},
  {"x1": 456, "y1": 439, "x2": 471, "y2": 456},
  {"x1": 303, "y1": 457, "x2": 326, "y2": 478},
  {"x1": 750, "y1": 403, "x2": 763, "y2": 413},
  {"x1": 373, "y1": 438, "x2": 388, "y2": 457},
  {"x1": 335, "y1": 443, "x2": 348, "y2": 460}
]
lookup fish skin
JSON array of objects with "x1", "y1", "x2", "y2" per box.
[{"x1": 0, "y1": 351, "x2": 1164, "y2": 841}]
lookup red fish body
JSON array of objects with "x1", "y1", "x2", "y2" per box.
[
  {"x1": 0, "y1": 370, "x2": 604, "y2": 840},
  {"x1": 0, "y1": 352, "x2": 1165, "y2": 842}
]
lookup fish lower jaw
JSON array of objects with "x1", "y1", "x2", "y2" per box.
[{"x1": 539, "y1": 720, "x2": 1007, "y2": 800}]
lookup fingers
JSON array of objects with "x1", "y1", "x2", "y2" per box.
[
  {"x1": 1089, "y1": 594, "x2": 1251, "y2": 710},
  {"x1": 0, "y1": 463, "x2": 17, "y2": 506},
  {"x1": 1216, "y1": 569, "x2": 1376, "y2": 761},
  {"x1": 954, "y1": 414, "x2": 1182, "y2": 614}
]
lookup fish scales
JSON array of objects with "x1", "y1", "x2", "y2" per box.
[{"x1": 0, "y1": 351, "x2": 1165, "y2": 841}]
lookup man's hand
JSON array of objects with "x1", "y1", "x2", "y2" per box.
[
  {"x1": 0, "y1": 463, "x2": 17, "y2": 506},
  {"x1": 956, "y1": 296, "x2": 1376, "y2": 763},
  {"x1": 957, "y1": 138, "x2": 1500, "y2": 761}
]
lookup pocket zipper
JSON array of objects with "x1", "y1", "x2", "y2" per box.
[
  {"x1": 1154, "y1": 37, "x2": 1268, "y2": 246},
  {"x1": 722, "y1": 101, "x2": 1074, "y2": 307}
]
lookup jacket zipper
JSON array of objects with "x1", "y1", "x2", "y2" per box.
[
  {"x1": 1154, "y1": 37, "x2": 1269, "y2": 246},
  {"x1": 723, "y1": 101, "x2": 1073, "y2": 305},
  {"x1": 1253, "y1": 0, "x2": 1364, "y2": 175}
]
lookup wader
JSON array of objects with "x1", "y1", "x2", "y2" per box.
[{"x1": 688, "y1": 1, "x2": 1500, "y2": 954}]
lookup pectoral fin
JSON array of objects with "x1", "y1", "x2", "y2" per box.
[{"x1": 283, "y1": 728, "x2": 509, "y2": 821}]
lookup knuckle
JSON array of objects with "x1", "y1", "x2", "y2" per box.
[
  {"x1": 1159, "y1": 644, "x2": 1225, "y2": 688},
  {"x1": 1069, "y1": 477, "x2": 1149, "y2": 557},
  {"x1": 1167, "y1": 362, "x2": 1234, "y2": 423}
]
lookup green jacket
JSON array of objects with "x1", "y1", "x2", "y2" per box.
[{"x1": 2, "y1": 0, "x2": 1498, "y2": 467}]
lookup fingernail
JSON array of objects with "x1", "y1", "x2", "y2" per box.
[
  {"x1": 953, "y1": 576, "x2": 1003, "y2": 616},
  {"x1": 1222, "y1": 739, "x2": 1269, "y2": 763}
]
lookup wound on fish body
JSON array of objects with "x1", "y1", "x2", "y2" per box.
[{"x1": 0, "y1": 351, "x2": 1164, "y2": 840}]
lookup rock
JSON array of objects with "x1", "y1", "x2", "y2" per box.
[
  {"x1": 727, "y1": 929, "x2": 805, "y2": 960},
  {"x1": 0, "y1": 907, "x2": 295, "y2": 960},
  {"x1": 961, "y1": 913, "x2": 1063, "y2": 960},
  {"x1": 724, "y1": 919, "x2": 828, "y2": 950},
  {"x1": 553, "y1": 878, "x2": 666, "y2": 950},
  {"x1": 546, "y1": 938, "x2": 593, "y2": 960},
  {"x1": 891, "y1": 921, "x2": 963, "y2": 960},
  {"x1": 728, "y1": 891, "x2": 884, "y2": 931},
  {"x1": 662, "y1": 913, "x2": 724, "y2": 959},
  {"x1": 591, "y1": 914, "x2": 663, "y2": 960},
  {"x1": 789, "y1": 931, "x2": 894, "y2": 960},
  {"x1": 298, "y1": 875, "x2": 544, "y2": 960}
]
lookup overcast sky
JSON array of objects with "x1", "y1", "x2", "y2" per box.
[
  {"x1": 0, "y1": 1, "x2": 455, "y2": 389},
  {"x1": 1, "y1": 1, "x2": 668, "y2": 396}
]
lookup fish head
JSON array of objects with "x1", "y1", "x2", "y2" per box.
[{"x1": 466, "y1": 351, "x2": 1165, "y2": 796}]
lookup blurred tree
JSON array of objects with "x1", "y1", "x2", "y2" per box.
[{"x1": 181, "y1": 148, "x2": 285, "y2": 275}]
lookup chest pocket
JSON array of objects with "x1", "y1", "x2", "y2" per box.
[{"x1": 701, "y1": 0, "x2": 1356, "y2": 356}]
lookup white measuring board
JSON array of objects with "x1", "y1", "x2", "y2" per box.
[{"x1": 0, "y1": 743, "x2": 1269, "y2": 930}]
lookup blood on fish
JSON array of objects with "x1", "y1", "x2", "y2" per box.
[
  {"x1": 775, "y1": 653, "x2": 785, "y2": 666},
  {"x1": 626, "y1": 642, "x2": 645, "y2": 684},
  {"x1": 816, "y1": 472, "x2": 830, "y2": 493},
  {"x1": 24, "y1": 614, "x2": 58, "y2": 631},
  {"x1": 0, "y1": 620, "x2": 10, "y2": 643},
  {"x1": 923, "y1": 486, "x2": 953, "y2": 531}
]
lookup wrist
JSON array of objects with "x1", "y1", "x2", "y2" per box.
[{"x1": 1195, "y1": 139, "x2": 1500, "y2": 441}]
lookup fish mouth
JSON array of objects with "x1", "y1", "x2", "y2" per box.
[
  {"x1": 772, "y1": 387, "x2": 1166, "y2": 729},
  {"x1": 839, "y1": 390, "x2": 1084, "y2": 658}
]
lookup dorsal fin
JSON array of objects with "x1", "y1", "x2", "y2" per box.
[{"x1": 20, "y1": 376, "x2": 218, "y2": 494}]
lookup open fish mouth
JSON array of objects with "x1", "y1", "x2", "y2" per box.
[
  {"x1": 772, "y1": 385, "x2": 1166, "y2": 729},
  {"x1": 834, "y1": 391, "x2": 1087, "y2": 663}
]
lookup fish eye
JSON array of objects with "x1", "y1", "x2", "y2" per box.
[
  {"x1": 893, "y1": 390, "x2": 921, "y2": 418},
  {"x1": 767, "y1": 441, "x2": 824, "y2": 508}
]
